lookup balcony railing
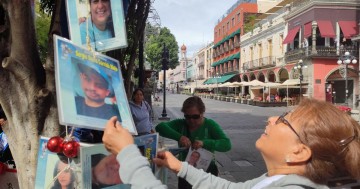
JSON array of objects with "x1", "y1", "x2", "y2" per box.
[
  {"x1": 261, "y1": 56, "x2": 276, "y2": 67},
  {"x1": 285, "y1": 46, "x2": 359, "y2": 62},
  {"x1": 242, "y1": 56, "x2": 276, "y2": 70},
  {"x1": 198, "y1": 61, "x2": 204, "y2": 67},
  {"x1": 234, "y1": 42, "x2": 240, "y2": 48}
]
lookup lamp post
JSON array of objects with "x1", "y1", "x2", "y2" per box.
[
  {"x1": 214, "y1": 73, "x2": 220, "y2": 94},
  {"x1": 337, "y1": 51, "x2": 358, "y2": 106},
  {"x1": 194, "y1": 78, "x2": 197, "y2": 96},
  {"x1": 294, "y1": 59, "x2": 307, "y2": 99},
  {"x1": 159, "y1": 44, "x2": 170, "y2": 120}
]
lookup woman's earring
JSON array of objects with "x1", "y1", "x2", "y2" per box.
[{"x1": 285, "y1": 156, "x2": 291, "y2": 163}]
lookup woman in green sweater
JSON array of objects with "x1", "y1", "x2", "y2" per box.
[{"x1": 155, "y1": 96, "x2": 231, "y2": 189}]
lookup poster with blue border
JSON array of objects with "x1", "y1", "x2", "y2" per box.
[
  {"x1": 81, "y1": 144, "x2": 130, "y2": 189},
  {"x1": 134, "y1": 133, "x2": 159, "y2": 172},
  {"x1": 35, "y1": 137, "x2": 83, "y2": 189},
  {"x1": 66, "y1": 0, "x2": 128, "y2": 52},
  {"x1": 54, "y1": 35, "x2": 136, "y2": 134}
]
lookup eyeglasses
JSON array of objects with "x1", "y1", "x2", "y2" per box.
[
  {"x1": 276, "y1": 112, "x2": 303, "y2": 142},
  {"x1": 184, "y1": 114, "x2": 201, "y2": 120}
]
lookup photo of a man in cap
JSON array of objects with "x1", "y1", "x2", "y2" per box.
[
  {"x1": 75, "y1": 63, "x2": 120, "y2": 120},
  {"x1": 73, "y1": 63, "x2": 121, "y2": 143}
]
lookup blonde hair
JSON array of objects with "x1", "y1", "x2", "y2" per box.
[{"x1": 289, "y1": 99, "x2": 360, "y2": 184}]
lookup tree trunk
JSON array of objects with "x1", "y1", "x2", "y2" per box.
[
  {"x1": 0, "y1": 0, "x2": 61, "y2": 188},
  {"x1": 0, "y1": 0, "x2": 150, "y2": 187}
]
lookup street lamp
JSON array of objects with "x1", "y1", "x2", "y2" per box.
[
  {"x1": 159, "y1": 44, "x2": 170, "y2": 120},
  {"x1": 337, "y1": 51, "x2": 358, "y2": 106},
  {"x1": 195, "y1": 78, "x2": 197, "y2": 95},
  {"x1": 213, "y1": 73, "x2": 221, "y2": 94},
  {"x1": 294, "y1": 59, "x2": 307, "y2": 99}
]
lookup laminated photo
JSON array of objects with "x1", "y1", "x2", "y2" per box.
[
  {"x1": 35, "y1": 137, "x2": 82, "y2": 189},
  {"x1": 54, "y1": 35, "x2": 136, "y2": 134},
  {"x1": 185, "y1": 147, "x2": 213, "y2": 171},
  {"x1": 134, "y1": 133, "x2": 159, "y2": 172},
  {"x1": 80, "y1": 144, "x2": 130, "y2": 189},
  {"x1": 66, "y1": 0, "x2": 128, "y2": 52}
]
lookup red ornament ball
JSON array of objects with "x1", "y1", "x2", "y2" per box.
[
  {"x1": 62, "y1": 140, "x2": 80, "y2": 158},
  {"x1": 47, "y1": 136, "x2": 64, "y2": 153}
]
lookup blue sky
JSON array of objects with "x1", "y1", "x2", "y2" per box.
[{"x1": 152, "y1": 0, "x2": 239, "y2": 57}]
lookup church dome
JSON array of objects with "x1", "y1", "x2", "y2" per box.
[{"x1": 181, "y1": 44, "x2": 187, "y2": 51}]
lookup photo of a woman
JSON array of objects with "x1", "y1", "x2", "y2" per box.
[{"x1": 51, "y1": 158, "x2": 76, "y2": 189}]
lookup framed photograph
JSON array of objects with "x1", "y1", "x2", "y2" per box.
[
  {"x1": 35, "y1": 137, "x2": 82, "y2": 189},
  {"x1": 66, "y1": 0, "x2": 128, "y2": 52},
  {"x1": 185, "y1": 148, "x2": 213, "y2": 171},
  {"x1": 134, "y1": 133, "x2": 159, "y2": 173},
  {"x1": 80, "y1": 144, "x2": 130, "y2": 189},
  {"x1": 54, "y1": 35, "x2": 137, "y2": 134}
]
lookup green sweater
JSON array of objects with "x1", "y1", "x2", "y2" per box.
[{"x1": 155, "y1": 117, "x2": 231, "y2": 161}]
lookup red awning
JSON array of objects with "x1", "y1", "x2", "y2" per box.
[
  {"x1": 339, "y1": 21, "x2": 358, "y2": 39},
  {"x1": 317, "y1": 20, "x2": 335, "y2": 38},
  {"x1": 304, "y1": 22, "x2": 312, "y2": 38},
  {"x1": 283, "y1": 26, "x2": 300, "y2": 44}
]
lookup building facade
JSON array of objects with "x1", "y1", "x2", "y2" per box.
[
  {"x1": 207, "y1": 0, "x2": 283, "y2": 85},
  {"x1": 283, "y1": 0, "x2": 360, "y2": 106},
  {"x1": 240, "y1": 0, "x2": 290, "y2": 97}
]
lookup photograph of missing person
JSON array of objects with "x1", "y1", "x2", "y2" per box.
[
  {"x1": 51, "y1": 156, "x2": 76, "y2": 189},
  {"x1": 91, "y1": 153, "x2": 122, "y2": 189},
  {"x1": 79, "y1": 0, "x2": 115, "y2": 44},
  {"x1": 134, "y1": 133, "x2": 158, "y2": 173},
  {"x1": 185, "y1": 148, "x2": 213, "y2": 171},
  {"x1": 66, "y1": 0, "x2": 128, "y2": 52},
  {"x1": 81, "y1": 143, "x2": 130, "y2": 189},
  {"x1": 54, "y1": 36, "x2": 136, "y2": 134},
  {"x1": 74, "y1": 61, "x2": 121, "y2": 121},
  {"x1": 35, "y1": 137, "x2": 81, "y2": 189}
]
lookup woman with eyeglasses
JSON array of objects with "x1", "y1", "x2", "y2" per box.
[
  {"x1": 103, "y1": 98, "x2": 360, "y2": 188},
  {"x1": 155, "y1": 96, "x2": 231, "y2": 189}
]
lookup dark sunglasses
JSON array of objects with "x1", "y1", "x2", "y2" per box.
[
  {"x1": 276, "y1": 112, "x2": 303, "y2": 143},
  {"x1": 184, "y1": 114, "x2": 201, "y2": 120}
]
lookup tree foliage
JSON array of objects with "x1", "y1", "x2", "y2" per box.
[
  {"x1": 35, "y1": 2, "x2": 51, "y2": 64},
  {"x1": 145, "y1": 27, "x2": 179, "y2": 70}
]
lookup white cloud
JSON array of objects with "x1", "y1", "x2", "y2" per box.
[{"x1": 152, "y1": 0, "x2": 239, "y2": 56}]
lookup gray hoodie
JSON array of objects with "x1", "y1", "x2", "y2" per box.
[{"x1": 117, "y1": 144, "x2": 329, "y2": 189}]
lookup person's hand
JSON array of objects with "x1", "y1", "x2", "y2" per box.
[
  {"x1": 179, "y1": 136, "x2": 191, "y2": 148},
  {"x1": 153, "y1": 151, "x2": 182, "y2": 174},
  {"x1": 103, "y1": 116, "x2": 134, "y2": 155},
  {"x1": 192, "y1": 140, "x2": 203, "y2": 150}
]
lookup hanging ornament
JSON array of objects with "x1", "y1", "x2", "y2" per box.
[
  {"x1": 47, "y1": 136, "x2": 64, "y2": 153},
  {"x1": 62, "y1": 140, "x2": 80, "y2": 158}
]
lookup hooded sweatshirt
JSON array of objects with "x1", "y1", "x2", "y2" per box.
[{"x1": 117, "y1": 144, "x2": 329, "y2": 189}]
